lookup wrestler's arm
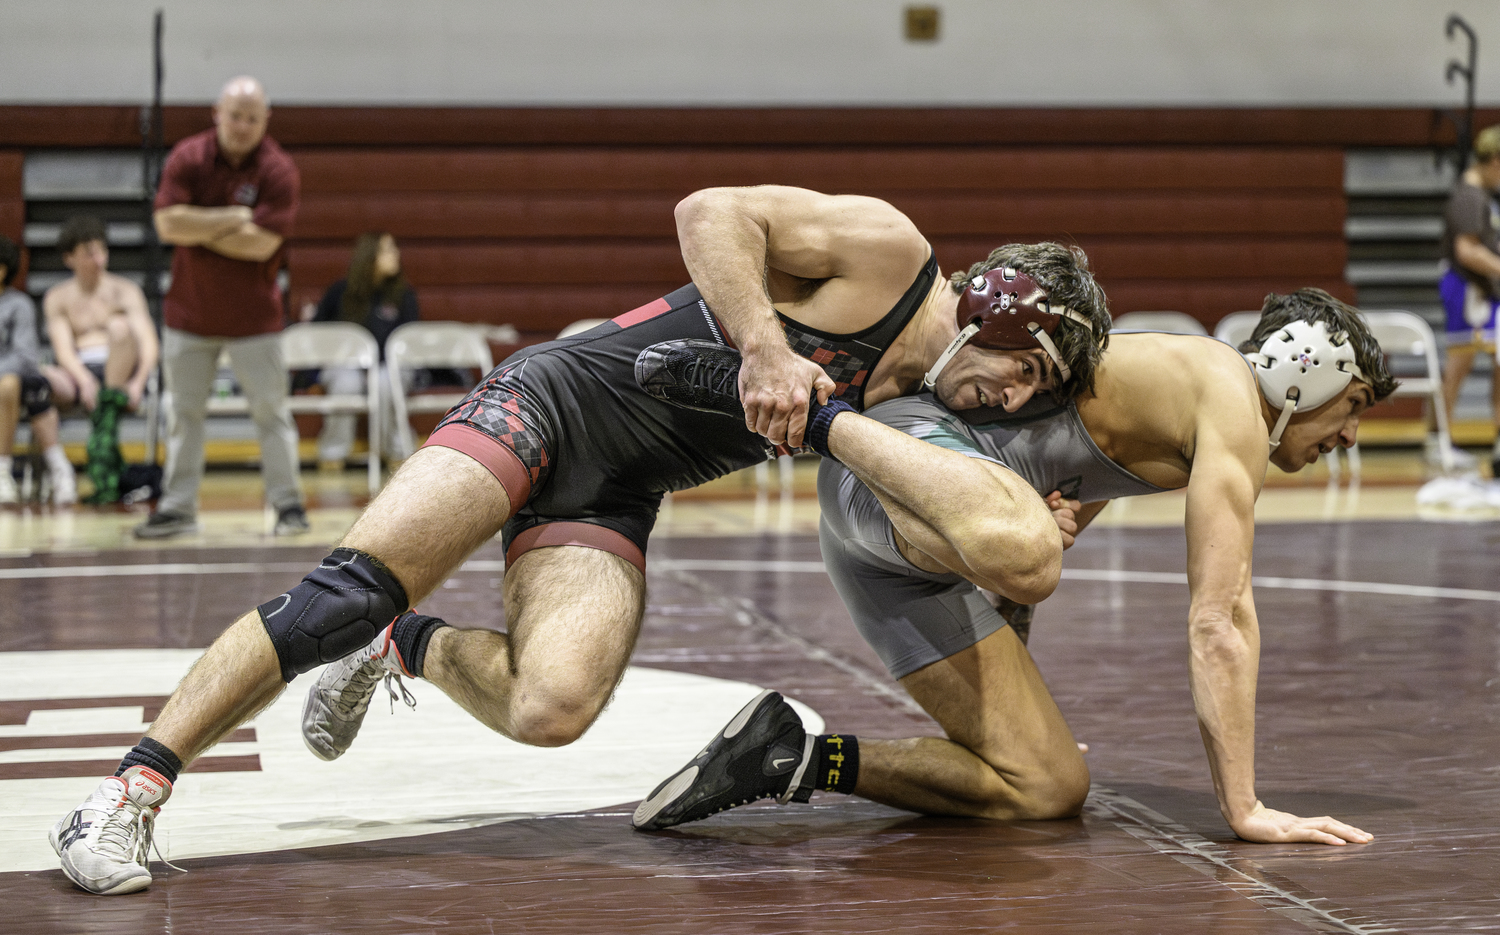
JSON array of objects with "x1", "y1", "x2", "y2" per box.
[
  {"x1": 1184, "y1": 409, "x2": 1371, "y2": 846},
  {"x1": 675, "y1": 185, "x2": 925, "y2": 447},
  {"x1": 826, "y1": 411, "x2": 1061, "y2": 604}
]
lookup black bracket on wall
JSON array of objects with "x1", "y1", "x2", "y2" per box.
[{"x1": 1434, "y1": 13, "x2": 1477, "y2": 173}]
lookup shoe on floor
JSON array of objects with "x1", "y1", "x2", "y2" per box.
[
  {"x1": 0, "y1": 469, "x2": 16, "y2": 504},
  {"x1": 132, "y1": 510, "x2": 198, "y2": 539},
  {"x1": 49, "y1": 766, "x2": 171, "y2": 895},
  {"x1": 633, "y1": 689, "x2": 812, "y2": 831},
  {"x1": 50, "y1": 466, "x2": 77, "y2": 505},
  {"x1": 274, "y1": 504, "x2": 310, "y2": 536}
]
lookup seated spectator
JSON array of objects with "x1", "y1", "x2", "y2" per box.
[
  {"x1": 0, "y1": 235, "x2": 76, "y2": 504},
  {"x1": 308, "y1": 232, "x2": 418, "y2": 469},
  {"x1": 42, "y1": 216, "x2": 160, "y2": 503}
]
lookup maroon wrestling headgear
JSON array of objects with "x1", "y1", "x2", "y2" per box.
[{"x1": 922, "y1": 266, "x2": 1094, "y2": 389}]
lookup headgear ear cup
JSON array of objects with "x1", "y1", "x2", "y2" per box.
[
  {"x1": 923, "y1": 267, "x2": 1093, "y2": 389},
  {"x1": 1245, "y1": 319, "x2": 1366, "y2": 450}
]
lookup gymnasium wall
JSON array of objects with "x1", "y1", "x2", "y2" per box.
[{"x1": 0, "y1": 1, "x2": 1496, "y2": 107}]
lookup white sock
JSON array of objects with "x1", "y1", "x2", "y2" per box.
[
  {"x1": 0, "y1": 455, "x2": 11, "y2": 475},
  {"x1": 43, "y1": 445, "x2": 71, "y2": 474}
]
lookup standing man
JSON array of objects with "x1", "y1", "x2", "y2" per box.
[
  {"x1": 1438, "y1": 124, "x2": 1500, "y2": 477},
  {"x1": 135, "y1": 75, "x2": 307, "y2": 538}
]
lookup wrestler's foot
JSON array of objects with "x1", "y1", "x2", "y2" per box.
[
  {"x1": 301, "y1": 616, "x2": 416, "y2": 761},
  {"x1": 50, "y1": 766, "x2": 170, "y2": 895},
  {"x1": 635, "y1": 339, "x2": 744, "y2": 417},
  {"x1": 633, "y1": 690, "x2": 812, "y2": 831}
]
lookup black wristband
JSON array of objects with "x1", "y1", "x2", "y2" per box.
[{"x1": 806, "y1": 399, "x2": 855, "y2": 461}]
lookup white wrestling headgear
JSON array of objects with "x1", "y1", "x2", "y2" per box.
[{"x1": 1245, "y1": 319, "x2": 1365, "y2": 450}]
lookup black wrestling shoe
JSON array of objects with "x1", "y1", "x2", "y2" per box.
[
  {"x1": 635, "y1": 339, "x2": 744, "y2": 417},
  {"x1": 633, "y1": 690, "x2": 813, "y2": 831}
]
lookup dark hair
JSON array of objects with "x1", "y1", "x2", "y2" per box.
[
  {"x1": 57, "y1": 216, "x2": 107, "y2": 256},
  {"x1": 0, "y1": 235, "x2": 19, "y2": 286},
  {"x1": 1236, "y1": 288, "x2": 1399, "y2": 402},
  {"x1": 340, "y1": 232, "x2": 408, "y2": 323},
  {"x1": 949, "y1": 242, "x2": 1112, "y2": 400}
]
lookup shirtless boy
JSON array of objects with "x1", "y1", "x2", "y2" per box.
[
  {"x1": 42, "y1": 216, "x2": 159, "y2": 502},
  {"x1": 635, "y1": 287, "x2": 1390, "y2": 850}
]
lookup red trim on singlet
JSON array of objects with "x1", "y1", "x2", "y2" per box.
[
  {"x1": 506, "y1": 522, "x2": 646, "y2": 576},
  {"x1": 423, "y1": 423, "x2": 531, "y2": 517},
  {"x1": 612, "y1": 297, "x2": 672, "y2": 329}
]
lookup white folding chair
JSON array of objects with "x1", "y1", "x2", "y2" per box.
[
  {"x1": 1212, "y1": 311, "x2": 1261, "y2": 349},
  {"x1": 1362, "y1": 310, "x2": 1453, "y2": 474},
  {"x1": 384, "y1": 321, "x2": 495, "y2": 457},
  {"x1": 281, "y1": 322, "x2": 382, "y2": 494},
  {"x1": 1112, "y1": 311, "x2": 1208, "y2": 335}
]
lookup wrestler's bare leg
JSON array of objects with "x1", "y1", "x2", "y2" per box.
[
  {"x1": 422, "y1": 546, "x2": 645, "y2": 746},
  {"x1": 148, "y1": 446, "x2": 511, "y2": 763},
  {"x1": 854, "y1": 625, "x2": 1089, "y2": 820}
]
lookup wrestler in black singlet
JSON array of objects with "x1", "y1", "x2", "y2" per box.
[{"x1": 426, "y1": 254, "x2": 938, "y2": 568}]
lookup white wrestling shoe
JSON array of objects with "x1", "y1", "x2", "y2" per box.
[
  {"x1": 302, "y1": 617, "x2": 417, "y2": 761},
  {"x1": 0, "y1": 469, "x2": 17, "y2": 504},
  {"x1": 49, "y1": 766, "x2": 171, "y2": 895}
]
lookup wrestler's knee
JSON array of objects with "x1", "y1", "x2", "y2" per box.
[
  {"x1": 1007, "y1": 755, "x2": 1090, "y2": 820},
  {"x1": 105, "y1": 315, "x2": 132, "y2": 345},
  {"x1": 505, "y1": 679, "x2": 610, "y2": 747},
  {"x1": 0, "y1": 372, "x2": 18, "y2": 402}
]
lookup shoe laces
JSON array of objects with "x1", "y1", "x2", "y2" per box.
[
  {"x1": 95, "y1": 794, "x2": 152, "y2": 865},
  {"x1": 382, "y1": 672, "x2": 417, "y2": 714},
  {"x1": 680, "y1": 352, "x2": 740, "y2": 402}
]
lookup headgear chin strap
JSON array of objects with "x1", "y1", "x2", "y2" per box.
[
  {"x1": 923, "y1": 266, "x2": 1093, "y2": 390},
  {"x1": 1246, "y1": 319, "x2": 1366, "y2": 450}
]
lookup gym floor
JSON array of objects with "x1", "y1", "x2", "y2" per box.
[{"x1": 1, "y1": 451, "x2": 1497, "y2": 933}]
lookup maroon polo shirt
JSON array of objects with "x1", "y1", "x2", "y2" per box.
[{"x1": 155, "y1": 128, "x2": 299, "y2": 337}]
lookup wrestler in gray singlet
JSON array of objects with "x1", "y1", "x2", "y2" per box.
[{"x1": 819, "y1": 392, "x2": 1166, "y2": 678}]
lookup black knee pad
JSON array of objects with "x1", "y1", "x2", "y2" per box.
[
  {"x1": 19, "y1": 371, "x2": 52, "y2": 418},
  {"x1": 258, "y1": 548, "x2": 410, "y2": 682}
]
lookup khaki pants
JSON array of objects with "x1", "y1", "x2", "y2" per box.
[{"x1": 158, "y1": 327, "x2": 303, "y2": 516}]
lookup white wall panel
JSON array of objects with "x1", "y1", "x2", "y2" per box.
[{"x1": 1, "y1": 0, "x2": 1495, "y2": 106}]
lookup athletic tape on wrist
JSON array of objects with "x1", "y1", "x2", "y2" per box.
[{"x1": 806, "y1": 399, "x2": 855, "y2": 461}]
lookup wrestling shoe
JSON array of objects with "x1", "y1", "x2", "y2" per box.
[
  {"x1": 273, "y1": 504, "x2": 310, "y2": 537},
  {"x1": 50, "y1": 464, "x2": 77, "y2": 505},
  {"x1": 633, "y1": 690, "x2": 813, "y2": 831},
  {"x1": 635, "y1": 339, "x2": 744, "y2": 417},
  {"x1": 302, "y1": 616, "x2": 416, "y2": 761},
  {"x1": 0, "y1": 468, "x2": 16, "y2": 504},
  {"x1": 49, "y1": 766, "x2": 171, "y2": 895}
]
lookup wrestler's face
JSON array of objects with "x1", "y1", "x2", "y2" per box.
[
  {"x1": 1478, "y1": 156, "x2": 1500, "y2": 192},
  {"x1": 214, "y1": 93, "x2": 269, "y2": 162},
  {"x1": 63, "y1": 239, "x2": 108, "y2": 278},
  {"x1": 933, "y1": 344, "x2": 1056, "y2": 412},
  {"x1": 1269, "y1": 379, "x2": 1374, "y2": 472}
]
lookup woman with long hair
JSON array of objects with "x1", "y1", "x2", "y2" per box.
[{"x1": 311, "y1": 232, "x2": 419, "y2": 468}]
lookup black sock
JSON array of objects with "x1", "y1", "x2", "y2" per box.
[
  {"x1": 796, "y1": 733, "x2": 860, "y2": 797},
  {"x1": 390, "y1": 612, "x2": 449, "y2": 677},
  {"x1": 115, "y1": 737, "x2": 182, "y2": 785}
]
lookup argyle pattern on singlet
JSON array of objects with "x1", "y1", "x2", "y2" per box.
[
  {"x1": 781, "y1": 328, "x2": 868, "y2": 407},
  {"x1": 436, "y1": 366, "x2": 552, "y2": 486}
]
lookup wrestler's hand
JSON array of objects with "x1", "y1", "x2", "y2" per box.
[
  {"x1": 1044, "y1": 491, "x2": 1081, "y2": 549},
  {"x1": 1231, "y1": 801, "x2": 1373, "y2": 846},
  {"x1": 739, "y1": 343, "x2": 835, "y2": 448}
]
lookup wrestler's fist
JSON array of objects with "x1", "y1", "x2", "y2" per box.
[
  {"x1": 1044, "y1": 491, "x2": 1082, "y2": 548},
  {"x1": 1231, "y1": 801, "x2": 1373, "y2": 846},
  {"x1": 739, "y1": 344, "x2": 835, "y2": 448}
]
